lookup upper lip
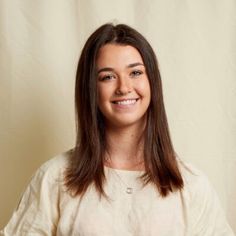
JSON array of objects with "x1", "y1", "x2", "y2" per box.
[{"x1": 111, "y1": 98, "x2": 139, "y2": 103}]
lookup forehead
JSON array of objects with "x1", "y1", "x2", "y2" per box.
[{"x1": 96, "y1": 44, "x2": 144, "y2": 68}]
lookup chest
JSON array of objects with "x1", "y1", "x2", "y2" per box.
[{"x1": 56, "y1": 184, "x2": 187, "y2": 236}]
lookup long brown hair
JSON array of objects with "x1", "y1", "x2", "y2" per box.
[{"x1": 65, "y1": 23, "x2": 184, "y2": 199}]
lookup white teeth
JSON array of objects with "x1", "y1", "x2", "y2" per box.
[{"x1": 115, "y1": 99, "x2": 137, "y2": 105}]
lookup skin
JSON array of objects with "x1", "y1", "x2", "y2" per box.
[{"x1": 96, "y1": 44, "x2": 151, "y2": 170}]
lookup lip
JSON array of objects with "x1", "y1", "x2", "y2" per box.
[
  {"x1": 110, "y1": 98, "x2": 140, "y2": 109},
  {"x1": 111, "y1": 98, "x2": 139, "y2": 104}
]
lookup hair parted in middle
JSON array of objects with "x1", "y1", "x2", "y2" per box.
[{"x1": 65, "y1": 23, "x2": 184, "y2": 199}]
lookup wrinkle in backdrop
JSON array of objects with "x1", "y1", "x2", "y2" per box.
[{"x1": 0, "y1": 0, "x2": 235, "y2": 232}]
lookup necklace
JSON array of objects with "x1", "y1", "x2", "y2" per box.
[
  {"x1": 112, "y1": 169, "x2": 134, "y2": 194},
  {"x1": 104, "y1": 153, "x2": 144, "y2": 194}
]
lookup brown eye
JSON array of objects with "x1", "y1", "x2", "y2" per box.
[
  {"x1": 130, "y1": 70, "x2": 143, "y2": 78},
  {"x1": 99, "y1": 74, "x2": 115, "y2": 81}
]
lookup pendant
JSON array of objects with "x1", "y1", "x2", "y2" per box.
[{"x1": 126, "y1": 187, "x2": 133, "y2": 194}]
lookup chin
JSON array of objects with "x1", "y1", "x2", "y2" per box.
[{"x1": 107, "y1": 115, "x2": 147, "y2": 128}]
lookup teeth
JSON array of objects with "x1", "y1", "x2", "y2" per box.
[{"x1": 115, "y1": 99, "x2": 137, "y2": 105}]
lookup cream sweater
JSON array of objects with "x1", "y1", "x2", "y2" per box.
[{"x1": 1, "y1": 152, "x2": 235, "y2": 236}]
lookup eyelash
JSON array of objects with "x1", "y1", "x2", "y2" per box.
[
  {"x1": 99, "y1": 70, "x2": 143, "y2": 81},
  {"x1": 130, "y1": 70, "x2": 143, "y2": 77},
  {"x1": 99, "y1": 74, "x2": 115, "y2": 81}
]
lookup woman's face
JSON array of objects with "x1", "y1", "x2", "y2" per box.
[{"x1": 96, "y1": 44, "x2": 151, "y2": 128}]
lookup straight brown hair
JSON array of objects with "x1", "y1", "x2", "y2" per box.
[{"x1": 65, "y1": 23, "x2": 184, "y2": 199}]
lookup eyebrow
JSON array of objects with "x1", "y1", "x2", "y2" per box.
[{"x1": 97, "y1": 62, "x2": 144, "y2": 74}]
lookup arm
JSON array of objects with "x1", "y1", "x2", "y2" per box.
[
  {"x1": 1, "y1": 163, "x2": 60, "y2": 236},
  {"x1": 189, "y1": 172, "x2": 235, "y2": 236}
]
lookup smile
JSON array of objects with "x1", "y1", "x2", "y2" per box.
[{"x1": 112, "y1": 99, "x2": 139, "y2": 105}]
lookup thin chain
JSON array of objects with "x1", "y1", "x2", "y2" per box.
[
  {"x1": 112, "y1": 169, "x2": 134, "y2": 194},
  {"x1": 104, "y1": 152, "x2": 144, "y2": 194}
]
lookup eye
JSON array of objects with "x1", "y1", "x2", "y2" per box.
[
  {"x1": 130, "y1": 70, "x2": 143, "y2": 78},
  {"x1": 99, "y1": 74, "x2": 116, "y2": 81}
]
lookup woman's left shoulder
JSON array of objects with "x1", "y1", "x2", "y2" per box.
[
  {"x1": 177, "y1": 158, "x2": 235, "y2": 235},
  {"x1": 177, "y1": 158, "x2": 212, "y2": 194}
]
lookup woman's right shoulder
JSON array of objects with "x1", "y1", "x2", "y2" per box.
[
  {"x1": 30, "y1": 149, "x2": 73, "y2": 186},
  {"x1": 39, "y1": 149, "x2": 72, "y2": 172},
  {"x1": 0, "y1": 150, "x2": 74, "y2": 235}
]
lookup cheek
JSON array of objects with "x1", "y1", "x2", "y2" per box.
[
  {"x1": 97, "y1": 85, "x2": 105, "y2": 99},
  {"x1": 137, "y1": 79, "x2": 151, "y2": 97},
  {"x1": 97, "y1": 85, "x2": 111, "y2": 106}
]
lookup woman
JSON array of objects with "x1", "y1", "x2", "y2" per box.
[{"x1": 1, "y1": 23, "x2": 234, "y2": 235}]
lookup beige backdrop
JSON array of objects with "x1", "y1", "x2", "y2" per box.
[{"x1": 0, "y1": 0, "x2": 235, "y2": 232}]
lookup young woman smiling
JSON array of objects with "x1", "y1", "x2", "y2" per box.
[
  {"x1": 96, "y1": 43, "x2": 151, "y2": 171},
  {"x1": 1, "y1": 23, "x2": 234, "y2": 236}
]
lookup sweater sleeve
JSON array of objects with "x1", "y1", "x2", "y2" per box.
[
  {"x1": 0, "y1": 161, "x2": 61, "y2": 236},
  {"x1": 188, "y1": 172, "x2": 235, "y2": 236}
]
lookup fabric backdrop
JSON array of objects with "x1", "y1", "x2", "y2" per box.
[{"x1": 0, "y1": 0, "x2": 235, "y2": 232}]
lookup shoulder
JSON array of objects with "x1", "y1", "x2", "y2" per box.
[
  {"x1": 20, "y1": 150, "x2": 72, "y2": 198},
  {"x1": 23, "y1": 149, "x2": 72, "y2": 197},
  {"x1": 177, "y1": 159, "x2": 212, "y2": 195},
  {"x1": 1, "y1": 150, "x2": 73, "y2": 235},
  {"x1": 177, "y1": 159, "x2": 234, "y2": 235},
  {"x1": 177, "y1": 158, "x2": 218, "y2": 205},
  {"x1": 37, "y1": 150, "x2": 71, "y2": 176}
]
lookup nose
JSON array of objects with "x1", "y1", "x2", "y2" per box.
[{"x1": 115, "y1": 76, "x2": 132, "y2": 95}]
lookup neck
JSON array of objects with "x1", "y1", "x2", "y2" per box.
[{"x1": 104, "y1": 122, "x2": 146, "y2": 170}]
